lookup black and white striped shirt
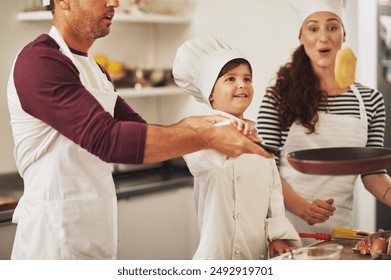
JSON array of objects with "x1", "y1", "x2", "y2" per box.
[{"x1": 257, "y1": 83, "x2": 386, "y2": 152}]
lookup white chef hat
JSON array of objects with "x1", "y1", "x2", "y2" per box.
[
  {"x1": 42, "y1": 0, "x2": 50, "y2": 6},
  {"x1": 290, "y1": 0, "x2": 346, "y2": 36},
  {"x1": 172, "y1": 37, "x2": 247, "y2": 107}
]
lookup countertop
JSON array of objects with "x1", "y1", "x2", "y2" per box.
[
  {"x1": 310, "y1": 239, "x2": 371, "y2": 260},
  {"x1": 0, "y1": 164, "x2": 193, "y2": 223},
  {"x1": 275, "y1": 238, "x2": 375, "y2": 260},
  {"x1": 0, "y1": 173, "x2": 23, "y2": 215}
]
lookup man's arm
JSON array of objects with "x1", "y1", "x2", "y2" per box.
[{"x1": 143, "y1": 115, "x2": 274, "y2": 163}]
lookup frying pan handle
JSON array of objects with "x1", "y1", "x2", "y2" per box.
[{"x1": 299, "y1": 232, "x2": 332, "y2": 240}]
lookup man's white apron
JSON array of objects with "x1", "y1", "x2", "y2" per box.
[{"x1": 9, "y1": 26, "x2": 119, "y2": 259}]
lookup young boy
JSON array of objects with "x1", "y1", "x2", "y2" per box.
[{"x1": 173, "y1": 37, "x2": 301, "y2": 259}]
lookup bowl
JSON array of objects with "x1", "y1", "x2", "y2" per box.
[{"x1": 291, "y1": 244, "x2": 343, "y2": 260}]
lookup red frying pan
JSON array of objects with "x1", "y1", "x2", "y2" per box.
[{"x1": 286, "y1": 147, "x2": 391, "y2": 175}]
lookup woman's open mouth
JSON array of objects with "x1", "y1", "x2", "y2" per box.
[{"x1": 319, "y1": 48, "x2": 331, "y2": 55}]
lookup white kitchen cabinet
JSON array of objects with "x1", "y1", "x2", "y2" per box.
[
  {"x1": 117, "y1": 186, "x2": 199, "y2": 260},
  {"x1": 0, "y1": 221, "x2": 16, "y2": 260}
]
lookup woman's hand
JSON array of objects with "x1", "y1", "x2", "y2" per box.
[
  {"x1": 269, "y1": 239, "x2": 296, "y2": 258},
  {"x1": 281, "y1": 178, "x2": 335, "y2": 225},
  {"x1": 303, "y1": 198, "x2": 336, "y2": 225}
]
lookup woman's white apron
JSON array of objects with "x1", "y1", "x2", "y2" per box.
[
  {"x1": 279, "y1": 85, "x2": 367, "y2": 243},
  {"x1": 11, "y1": 26, "x2": 118, "y2": 259}
]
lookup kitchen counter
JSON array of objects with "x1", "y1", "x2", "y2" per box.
[
  {"x1": 310, "y1": 239, "x2": 371, "y2": 260},
  {"x1": 0, "y1": 173, "x2": 23, "y2": 220},
  {"x1": 275, "y1": 238, "x2": 374, "y2": 260},
  {"x1": 0, "y1": 164, "x2": 193, "y2": 223}
]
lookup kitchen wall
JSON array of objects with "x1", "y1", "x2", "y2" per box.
[
  {"x1": 0, "y1": 0, "x2": 379, "y2": 231},
  {"x1": 0, "y1": 1, "x2": 49, "y2": 173},
  {"x1": 353, "y1": 0, "x2": 378, "y2": 235}
]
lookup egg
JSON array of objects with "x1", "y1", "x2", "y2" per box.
[
  {"x1": 355, "y1": 237, "x2": 370, "y2": 250},
  {"x1": 371, "y1": 237, "x2": 387, "y2": 253},
  {"x1": 363, "y1": 237, "x2": 370, "y2": 245},
  {"x1": 359, "y1": 244, "x2": 370, "y2": 255},
  {"x1": 355, "y1": 239, "x2": 365, "y2": 249}
]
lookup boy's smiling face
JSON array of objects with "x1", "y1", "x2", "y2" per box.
[{"x1": 209, "y1": 63, "x2": 253, "y2": 119}]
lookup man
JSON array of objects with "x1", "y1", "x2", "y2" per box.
[{"x1": 6, "y1": 0, "x2": 271, "y2": 259}]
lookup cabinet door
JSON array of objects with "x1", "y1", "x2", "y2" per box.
[
  {"x1": 0, "y1": 222, "x2": 16, "y2": 260},
  {"x1": 117, "y1": 186, "x2": 199, "y2": 260}
]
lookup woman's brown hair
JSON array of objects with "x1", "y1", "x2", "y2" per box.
[{"x1": 265, "y1": 45, "x2": 327, "y2": 133}]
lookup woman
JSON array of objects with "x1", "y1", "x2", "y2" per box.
[{"x1": 257, "y1": 0, "x2": 391, "y2": 244}]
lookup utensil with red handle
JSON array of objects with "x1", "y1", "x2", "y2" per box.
[
  {"x1": 299, "y1": 232, "x2": 364, "y2": 241},
  {"x1": 299, "y1": 232, "x2": 332, "y2": 240}
]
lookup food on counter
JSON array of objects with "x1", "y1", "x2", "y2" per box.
[
  {"x1": 335, "y1": 48, "x2": 357, "y2": 89},
  {"x1": 370, "y1": 236, "x2": 391, "y2": 260},
  {"x1": 353, "y1": 233, "x2": 391, "y2": 259},
  {"x1": 371, "y1": 237, "x2": 387, "y2": 253},
  {"x1": 354, "y1": 237, "x2": 370, "y2": 255},
  {"x1": 92, "y1": 54, "x2": 175, "y2": 89},
  {"x1": 93, "y1": 54, "x2": 125, "y2": 81},
  {"x1": 94, "y1": 54, "x2": 109, "y2": 68},
  {"x1": 107, "y1": 61, "x2": 125, "y2": 80},
  {"x1": 149, "y1": 68, "x2": 165, "y2": 86}
]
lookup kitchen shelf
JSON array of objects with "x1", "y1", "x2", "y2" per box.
[
  {"x1": 381, "y1": 59, "x2": 391, "y2": 67},
  {"x1": 16, "y1": 11, "x2": 191, "y2": 24},
  {"x1": 116, "y1": 86, "x2": 185, "y2": 98}
]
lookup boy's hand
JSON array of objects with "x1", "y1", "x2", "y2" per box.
[{"x1": 269, "y1": 239, "x2": 296, "y2": 258}]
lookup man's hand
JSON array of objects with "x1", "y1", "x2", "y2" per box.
[
  {"x1": 183, "y1": 115, "x2": 273, "y2": 158},
  {"x1": 143, "y1": 114, "x2": 273, "y2": 163}
]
